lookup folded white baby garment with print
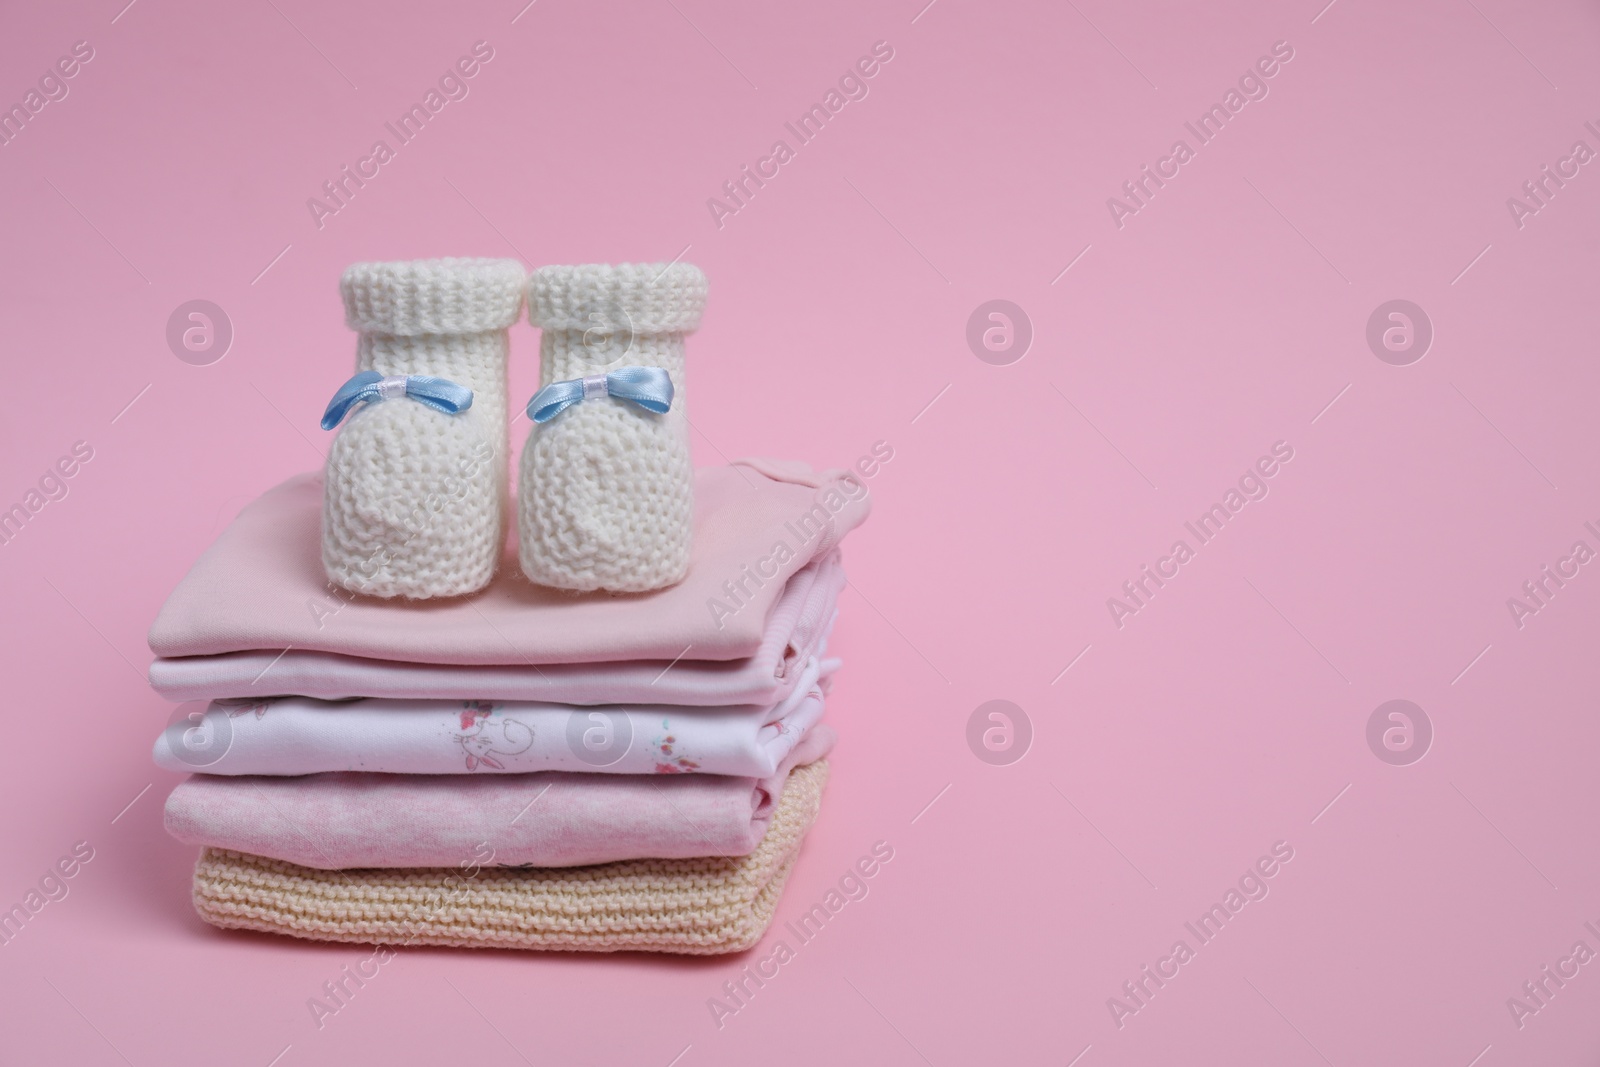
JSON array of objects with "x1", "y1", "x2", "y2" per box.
[{"x1": 156, "y1": 658, "x2": 832, "y2": 778}]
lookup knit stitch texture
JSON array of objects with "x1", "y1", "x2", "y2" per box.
[
  {"x1": 519, "y1": 263, "x2": 706, "y2": 593},
  {"x1": 190, "y1": 760, "x2": 827, "y2": 955},
  {"x1": 323, "y1": 258, "x2": 525, "y2": 599}
]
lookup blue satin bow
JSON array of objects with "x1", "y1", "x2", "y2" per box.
[
  {"x1": 320, "y1": 371, "x2": 475, "y2": 430},
  {"x1": 526, "y1": 366, "x2": 675, "y2": 424}
]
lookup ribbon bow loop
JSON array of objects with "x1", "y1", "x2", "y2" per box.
[
  {"x1": 321, "y1": 371, "x2": 474, "y2": 430},
  {"x1": 526, "y1": 366, "x2": 675, "y2": 424}
]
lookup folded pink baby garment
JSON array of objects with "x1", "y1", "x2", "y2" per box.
[
  {"x1": 149, "y1": 559, "x2": 844, "y2": 706},
  {"x1": 149, "y1": 462, "x2": 869, "y2": 666},
  {"x1": 154, "y1": 658, "x2": 832, "y2": 777},
  {"x1": 164, "y1": 726, "x2": 834, "y2": 869}
]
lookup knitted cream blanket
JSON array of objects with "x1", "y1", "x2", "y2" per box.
[{"x1": 191, "y1": 761, "x2": 827, "y2": 955}]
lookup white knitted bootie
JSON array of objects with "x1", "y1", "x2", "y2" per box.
[
  {"x1": 321, "y1": 258, "x2": 525, "y2": 599},
  {"x1": 518, "y1": 263, "x2": 706, "y2": 593}
]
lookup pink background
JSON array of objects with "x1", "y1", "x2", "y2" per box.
[{"x1": 2, "y1": 0, "x2": 1598, "y2": 1062}]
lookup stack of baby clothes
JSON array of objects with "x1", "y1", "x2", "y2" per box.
[{"x1": 147, "y1": 260, "x2": 870, "y2": 954}]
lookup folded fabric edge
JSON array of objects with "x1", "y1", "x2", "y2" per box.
[
  {"x1": 147, "y1": 463, "x2": 863, "y2": 666},
  {"x1": 145, "y1": 558, "x2": 844, "y2": 705}
]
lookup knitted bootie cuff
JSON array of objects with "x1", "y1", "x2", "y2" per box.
[
  {"x1": 528, "y1": 263, "x2": 708, "y2": 334},
  {"x1": 342, "y1": 258, "x2": 526, "y2": 336}
]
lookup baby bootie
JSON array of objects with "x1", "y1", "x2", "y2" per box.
[
  {"x1": 519, "y1": 263, "x2": 706, "y2": 592},
  {"x1": 321, "y1": 258, "x2": 525, "y2": 599}
]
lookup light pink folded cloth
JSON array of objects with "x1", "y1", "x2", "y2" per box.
[
  {"x1": 149, "y1": 461, "x2": 869, "y2": 666},
  {"x1": 164, "y1": 726, "x2": 835, "y2": 869},
  {"x1": 149, "y1": 559, "x2": 844, "y2": 706}
]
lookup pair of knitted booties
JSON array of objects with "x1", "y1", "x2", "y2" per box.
[{"x1": 320, "y1": 258, "x2": 706, "y2": 599}]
